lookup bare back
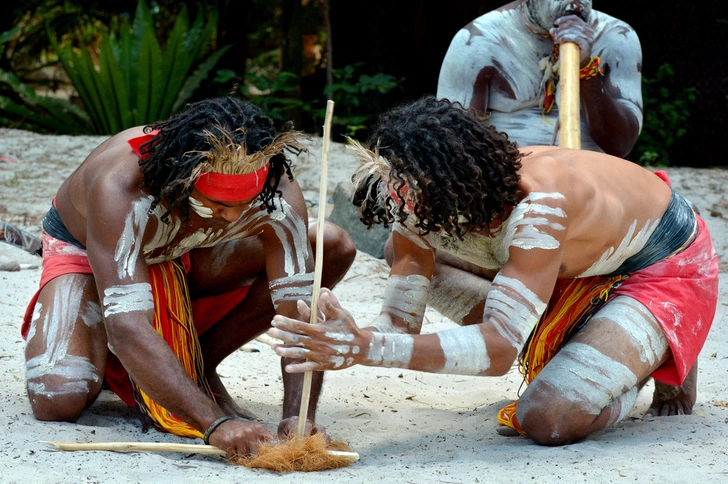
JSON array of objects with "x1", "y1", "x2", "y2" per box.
[
  {"x1": 55, "y1": 126, "x2": 149, "y2": 247},
  {"x1": 517, "y1": 146, "x2": 672, "y2": 278}
]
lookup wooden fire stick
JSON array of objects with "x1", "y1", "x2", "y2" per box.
[
  {"x1": 41, "y1": 441, "x2": 359, "y2": 462},
  {"x1": 558, "y1": 42, "x2": 581, "y2": 149},
  {"x1": 295, "y1": 99, "x2": 335, "y2": 439},
  {"x1": 40, "y1": 101, "x2": 357, "y2": 464}
]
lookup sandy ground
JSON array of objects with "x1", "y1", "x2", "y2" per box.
[{"x1": 0, "y1": 128, "x2": 727, "y2": 483}]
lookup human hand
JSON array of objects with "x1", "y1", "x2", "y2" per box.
[
  {"x1": 268, "y1": 289, "x2": 372, "y2": 372},
  {"x1": 277, "y1": 416, "x2": 330, "y2": 442},
  {"x1": 207, "y1": 418, "x2": 274, "y2": 458},
  {"x1": 550, "y1": 15, "x2": 594, "y2": 67}
]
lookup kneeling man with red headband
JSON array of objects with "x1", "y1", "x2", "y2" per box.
[{"x1": 21, "y1": 95, "x2": 355, "y2": 458}]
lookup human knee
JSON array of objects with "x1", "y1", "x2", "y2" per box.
[
  {"x1": 26, "y1": 354, "x2": 103, "y2": 422},
  {"x1": 323, "y1": 223, "x2": 356, "y2": 271},
  {"x1": 516, "y1": 391, "x2": 584, "y2": 446},
  {"x1": 27, "y1": 380, "x2": 91, "y2": 422}
]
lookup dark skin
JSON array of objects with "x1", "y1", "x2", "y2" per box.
[
  {"x1": 25, "y1": 126, "x2": 355, "y2": 457},
  {"x1": 384, "y1": 234, "x2": 700, "y2": 422},
  {"x1": 271, "y1": 146, "x2": 713, "y2": 445},
  {"x1": 380, "y1": 146, "x2": 698, "y2": 423}
]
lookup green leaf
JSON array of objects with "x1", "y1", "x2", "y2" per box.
[{"x1": 172, "y1": 45, "x2": 231, "y2": 113}]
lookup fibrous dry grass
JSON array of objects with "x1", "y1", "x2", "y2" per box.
[{"x1": 231, "y1": 434, "x2": 354, "y2": 472}]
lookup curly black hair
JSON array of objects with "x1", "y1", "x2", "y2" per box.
[
  {"x1": 137, "y1": 95, "x2": 297, "y2": 222},
  {"x1": 356, "y1": 96, "x2": 523, "y2": 239}
]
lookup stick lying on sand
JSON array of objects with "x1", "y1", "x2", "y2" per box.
[{"x1": 41, "y1": 440, "x2": 360, "y2": 463}]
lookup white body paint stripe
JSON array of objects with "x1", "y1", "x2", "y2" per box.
[
  {"x1": 26, "y1": 354, "x2": 99, "y2": 382},
  {"x1": 428, "y1": 274, "x2": 483, "y2": 325},
  {"x1": 103, "y1": 283, "x2": 154, "y2": 317},
  {"x1": 188, "y1": 196, "x2": 213, "y2": 218},
  {"x1": 436, "y1": 325, "x2": 490, "y2": 375},
  {"x1": 578, "y1": 218, "x2": 660, "y2": 277},
  {"x1": 505, "y1": 192, "x2": 566, "y2": 251},
  {"x1": 368, "y1": 314, "x2": 396, "y2": 333},
  {"x1": 27, "y1": 380, "x2": 91, "y2": 397},
  {"x1": 368, "y1": 333, "x2": 414, "y2": 369},
  {"x1": 269, "y1": 272, "x2": 314, "y2": 309},
  {"x1": 486, "y1": 274, "x2": 546, "y2": 350},
  {"x1": 594, "y1": 296, "x2": 668, "y2": 366},
  {"x1": 381, "y1": 274, "x2": 429, "y2": 332},
  {"x1": 606, "y1": 386, "x2": 638, "y2": 427},
  {"x1": 115, "y1": 197, "x2": 152, "y2": 279},
  {"x1": 533, "y1": 343, "x2": 638, "y2": 415}
]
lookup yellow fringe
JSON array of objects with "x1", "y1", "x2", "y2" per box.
[
  {"x1": 497, "y1": 276, "x2": 625, "y2": 434},
  {"x1": 134, "y1": 260, "x2": 213, "y2": 439}
]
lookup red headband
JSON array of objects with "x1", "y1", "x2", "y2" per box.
[
  {"x1": 128, "y1": 130, "x2": 269, "y2": 202},
  {"x1": 194, "y1": 164, "x2": 270, "y2": 202}
]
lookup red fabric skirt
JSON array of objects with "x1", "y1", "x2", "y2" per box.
[
  {"x1": 22, "y1": 234, "x2": 251, "y2": 406},
  {"x1": 613, "y1": 214, "x2": 718, "y2": 385}
]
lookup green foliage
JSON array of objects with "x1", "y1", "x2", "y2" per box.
[
  {"x1": 48, "y1": 0, "x2": 229, "y2": 134},
  {"x1": 0, "y1": 69, "x2": 92, "y2": 133},
  {"x1": 240, "y1": 70, "x2": 313, "y2": 123},
  {"x1": 631, "y1": 63, "x2": 699, "y2": 167},
  {"x1": 322, "y1": 63, "x2": 403, "y2": 138},
  {"x1": 239, "y1": 62, "x2": 404, "y2": 138},
  {"x1": 0, "y1": 25, "x2": 92, "y2": 134}
]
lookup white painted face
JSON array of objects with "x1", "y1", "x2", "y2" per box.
[
  {"x1": 188, "y1": 188, "x2": 257, "y2": 226},
  {"x1": 385, "y1": 177, "x2": 419, "y2": 214},
  {"x1": 524, "y1": 0, "x2": 593, "y2": 31},
  {"x1": 188, "y1": 196, "x2": 213, "y2": 218}
]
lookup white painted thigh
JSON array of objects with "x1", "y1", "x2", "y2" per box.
[
  {"x1": 580, "y1": 295, "x2": 670, "y2": 374},
  {"x1": 518, "y1": 296, "x2": 670, "y2": 425},
  {"x1": 26, "y1": 274, "x2": 105, "y2": 401}
]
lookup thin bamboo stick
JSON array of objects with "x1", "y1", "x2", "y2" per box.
[{"x1": 296, "y1": 99, "x2": 335, "y2": 439}]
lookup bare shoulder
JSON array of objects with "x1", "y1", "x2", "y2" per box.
[
  {"x1": 518, "y1": 147, "x2": 672, "y2": 214},
  {"x1": 591, "y1": 10, "x2": 641, "y2": 52},
  {"x1": 469, "y1": 2, "x2": 520, "y2": 31},
  {"x1": 82, "y1": 127, "x2": 148, "y2": 191},
  {"x1": 55, "y1": 126, "x2": 150, "y2": 240},
  {"x1": 591, "y1": 9, "x2": 639, "y2": 36}
]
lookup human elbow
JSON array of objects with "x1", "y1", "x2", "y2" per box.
[
  {"x1": 103, "y1": 316, "x2": 145, "y2": 357},
  {"x1": 485, "y1": 338, "x2": 518, "y2": 376}
]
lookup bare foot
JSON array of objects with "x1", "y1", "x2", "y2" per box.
[
  {"x1": 206, "y1": 370, "x2": 259, "y2": 421},
  {"x1": 496, "y1": 426, "x2": 522, "y2": 437},
  {"x1": 644, "y1": 362, "x2": 697, "y2": 417}
]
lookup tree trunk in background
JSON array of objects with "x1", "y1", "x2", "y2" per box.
[
  {"x1": 280, "y1": 0, "x2": 304, "y2": 127},
  {"x1": 216, "y1": 0, "x2": 253, "y2": 88},
  {"x1": 323, "y1": 0, "x2": 333, "y2": 101}
]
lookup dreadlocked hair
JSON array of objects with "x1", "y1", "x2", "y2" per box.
[
  {"x1": 137, "y1": 96, "x2": 302, "y2": 222},
  {"x1": 352, "y1": 96, "x2": 522, "y2": 239}
]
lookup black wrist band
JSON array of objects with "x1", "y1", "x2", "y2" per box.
[{"x1": 203, "y1": 415, "x2": 235, "y2": 445}]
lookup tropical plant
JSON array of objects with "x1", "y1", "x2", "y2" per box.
[
  {"x1": 0, "y1": 25, "x2": 92, "y2": 134},
  {"x1": 48, "y1": 0, "x2": 229, "y2": 134},
  {"x1": 630, "y1": 63, "x2": 700, "y2": 167},
  {"x1": 239, "y1": 62, "x2": 404, "y2": 139},
  {"x1": 322, "y1": 63, "x2": 403, "y2": 138},
  {"x1": 239, "y1": 69, "x2": 313, "y2": 124}
]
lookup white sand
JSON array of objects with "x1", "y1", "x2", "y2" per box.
[{"x1": 0, "y1": 129, "x2": 726, "y2": 483}]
